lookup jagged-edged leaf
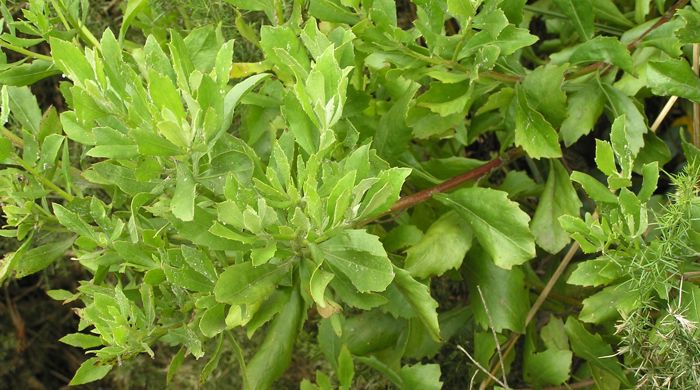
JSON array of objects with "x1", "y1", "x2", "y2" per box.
[{"x1": 437, "y1": 188, "x2": 535, "y2": 269}]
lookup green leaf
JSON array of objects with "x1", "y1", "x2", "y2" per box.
[
  {"x1": 59, "y1": 333, "x2": 103, "y2": 348},
  {"x1": 553, "y1": 0, "x2": 594, "y2": 40},
  {"x1": 570, "y1": 37, "x2": 633, "y2": 73},
  {"x1": 567, "y1": 257, "x2": 623, "y2": 287},
  {"x1": 647, "y1": 59, "x2": 700, "y2": 103},
  {"x1": 437, "y1": 187, "x2": 535, "y2": 269},
  {"x1": 246, "y1": 288, "x2": 304, "y2": 390},
  {"x1": 522, "y1": 64, "x2": 568, "y2": 126},
  {"x1": 464, "y1": 245, "x2": 529, "y2": 333},
  {"x1": 319, "y1": 230, "x2": 394, "y2": 293},
  {"x1": 595, "y1": 140, "x2": 616, "y2": 176},
  {"x1": 525, "y1": 349, "x2": 572, "y2": 385},
  {"x1": 310, "y1": 266, "x2": 335, "y2": 308},
  {"x1": 337, "y1": 345, "x2": 354, "y2": 389},
  {"x1": 344, "y1": 311, "x2": 402, "y2": 355},
  {"x1": 223, "y1": 73, "x2": 271, "y2": 136},
  {"x1": 570, "y1": 171, "x2": 618, "y2": 204},
  {"x1": 171, "y1": 163, "x2": 196, "y2": 222},
  {"x1": 49, "y1": 37, "x2": 93, "y2": 82},
  {"x1": 8, "y1": 86, "x2": 41, "y2": 135},
  {"x1": 592, "y1": 0, "x2": 633, "y2": 27},
  {"x1": 0, "y1": 137, "x2": 11, "y2": 161},
  {"x1": 638, "y1": 162, "x2": 659, "y2": 202},
  {"x1": 119, "y1": 0, "x2": 148, "y2": 41},
  {"x1": 358, "y1": 167, "x2": 412, "y2": 220},
  {"x1": 399, "y1": 364, "x2": 443, "y2": 390},
  {"x1": 405, "y1": 211, "x2": 473, "y2": 278},
  {"x1": 579, "y1": 283, "x2": 640, "y2": 324},
  {"x1": 0, "y1": 60, "x2": 61, "y2": 86},
  {"x1": 531, "y1": 161, "x2": 582, "y2": 253},
  {"x1": 149, "y1": 69, "x2": 187, "y2": 124},
  {"x1": 53, "y1": 204, "x2": 99, "y2": 243},
  {"x1": 214, "y1": 263, "x2": 289, "y2": 305},
  {"x1": 601, "y1": 86, "x2": 647, "y2": 157},
  {"x1": 14, "y1": 238, "x2": 74, "y2": 278},
  {"x1": 392, "y1": 267, "x2": 441, "y2": 341},
  {"x1": 560, "y1": 82, "x2": 605, "y2": 146},
  {"x1": 60, "y1": 111, "x2": 95, "y2": 145},
  {"x1": 309, "y1": 0, "x2": 360, "y2": 24},
  {"x1": 514, "y1": 86, "x2": 562, "y2": 159},
  {"x1": 564, "y1": 317, "x2": 630, "y2": 385},
  {"x1": 199, "y1": 303, "x2": 227, "y2": 338},
  {"x1": 541, "y1": 316, "x2": 569, "y2": 351},
  {"x1": 69, "y1": 358, "x2": 113, "y2": 385}
]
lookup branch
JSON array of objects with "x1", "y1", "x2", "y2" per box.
[
  {"x1": 390, "y1": 148, "x2": 523, "y2": 215},
  {"x1": 568, "y1": 0, "x2": 689, "y2": 80}
]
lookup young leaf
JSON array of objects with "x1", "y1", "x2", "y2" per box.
[
  {"x1": 437, "y1": 188, "x2": 536, "y2": 269},
  {"x1": 319, "y1": 230, "x2": 394, "y2": 293}
]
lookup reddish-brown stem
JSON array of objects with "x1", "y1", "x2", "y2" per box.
[
  {"x1": 625, "y1": 0, "x2": 689, "y2": 50},
  {"x1": 389, "y1": 148, "x2": 523, "y2": 215},
  {"x1": 567, "y1": 0, "x2": 689, "y2": 80}
]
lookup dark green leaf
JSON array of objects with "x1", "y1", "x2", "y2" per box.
[
  {"x1": 553, "y1": 0, "x2": 594, "y2": 40},
  {"x1": 437, "y1": 187, "x2": 535, "y2": 269},
  {"x1": 246, "y1": 288, "x2": 304, "y2": 390},
  {"x1": 464, "y1": 245, "x2": 529, "y2": 333},
  {"x1": 564, "y1": 317, "x2": 630, "y2": 385}
]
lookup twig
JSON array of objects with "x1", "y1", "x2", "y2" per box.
[
  {"x1": 477, "y1": 285, "x2": 510, "y2": 389},
  {"x1": 625, "y1": 0, "x2": 689, "y2": 51},
  {"x1": 457, "y1": 345, "x2": 510, "y2": 390},
  {"x1": 651, "y1": 96, "x2": 679, "y2": 132},
  {"x1": 692, "y1": 44, "x2": 699, "y2": 147},
  {"x1": 525, "y1": 241, "x2": 581, "y2": 325}
]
